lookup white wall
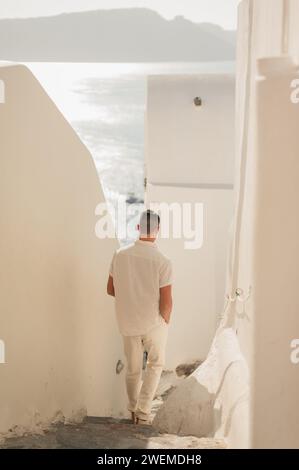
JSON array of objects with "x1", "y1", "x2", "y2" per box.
[
  {"x1": 146, "y1": 75, "x2": 235, "y2": 186},
  {"x1": 0, "y1": 64, "x2": 127, "y2": 436},
  {"x1": 145, "y1": 75, "x2": 235, "y2": 369},
  {"x1": 252, "y1": 57, "x2": 299, "y2": 448},
  {"x1": 148, "y1": 185, "x2": 234, "y2": 369},
  {"x1": 220, "y1": 0, "x2": 299, "y2": 448}
]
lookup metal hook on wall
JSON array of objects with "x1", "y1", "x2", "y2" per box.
[{"x1": 226, "y1": 286, "x2": 252, "y2": 304}]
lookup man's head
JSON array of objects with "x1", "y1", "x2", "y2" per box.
[{"x1": 138, "y1": 210, "x2": 160, "y2": 240}]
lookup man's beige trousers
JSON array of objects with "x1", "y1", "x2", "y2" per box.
[{"x1": 122, "y1": 321, "x2": 169, "y2": 421}]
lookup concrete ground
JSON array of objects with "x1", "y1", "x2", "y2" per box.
[
  {"x1": 0, "y1": 417, "x2": 226, "y2": 449},
  {"x1": 0, "y1": 365, "x2": 226, "y2": 449}
]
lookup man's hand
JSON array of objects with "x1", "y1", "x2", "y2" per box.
[
  {"x1": 107, "y1": 275, "x2": 115, "y2": 297},
  {"x1": 159, "y1": 285, "x2": 172, "y2": 324}
]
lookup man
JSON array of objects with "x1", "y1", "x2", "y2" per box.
[{"x1": 107, "y1": 210, "x2": 173, "y2": 424}]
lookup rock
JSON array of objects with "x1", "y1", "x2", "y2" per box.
[
  {"x1": 152, "y1": 328, "x2": 249, "y2": 446},
  {"x1": 175, "y1": 360, "x2": 204, "y2": 377},
  {"x1": 152, "y1": 374, "x2": 215, "y2": 438}
]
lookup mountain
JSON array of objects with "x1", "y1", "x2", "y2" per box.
[
  {"x1": 0, "y1": 8, "x2": 236, "y2": 62},
  {"x1": 199, "y1": 22, "x2": 236, "y2": 46}
]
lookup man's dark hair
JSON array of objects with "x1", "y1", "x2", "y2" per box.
[{"x1": 140, "y1": 210, "x2": 160, "y2": 236}]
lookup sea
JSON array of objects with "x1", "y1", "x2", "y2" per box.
[{"x1": 25, "y1": 62, "x2": 235, "y2": 242}]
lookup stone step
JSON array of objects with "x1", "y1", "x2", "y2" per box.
[{"x1": 0, "y1": 416, "x2": 226, "y2": 449}]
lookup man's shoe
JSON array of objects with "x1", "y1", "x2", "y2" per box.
[
  {"x1": 131, "y1": 412, "x2": 137, "y2": 424},
  {"x1": 136, "y1": 416, "x2": 151, "y2": 425}
]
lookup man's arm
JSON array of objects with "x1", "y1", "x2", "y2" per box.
[
  {"x1": 107, "y1": 275, "x2": 115, "y2": 297},
  {"x1": 159, "y1": 285, "x2": 172, "y2": 324}
]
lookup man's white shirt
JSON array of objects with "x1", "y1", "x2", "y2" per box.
[{"x1": 109, "y1": 239, "x2": 173, "y2": 336}]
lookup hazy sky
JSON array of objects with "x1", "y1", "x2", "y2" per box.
[{"x1": 0, "y1": 0, "x2": 240, "y2": 29}]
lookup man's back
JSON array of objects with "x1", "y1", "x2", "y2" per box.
[{"x1": 109, "y1": 239, "x2": 172, "y2": 336}]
